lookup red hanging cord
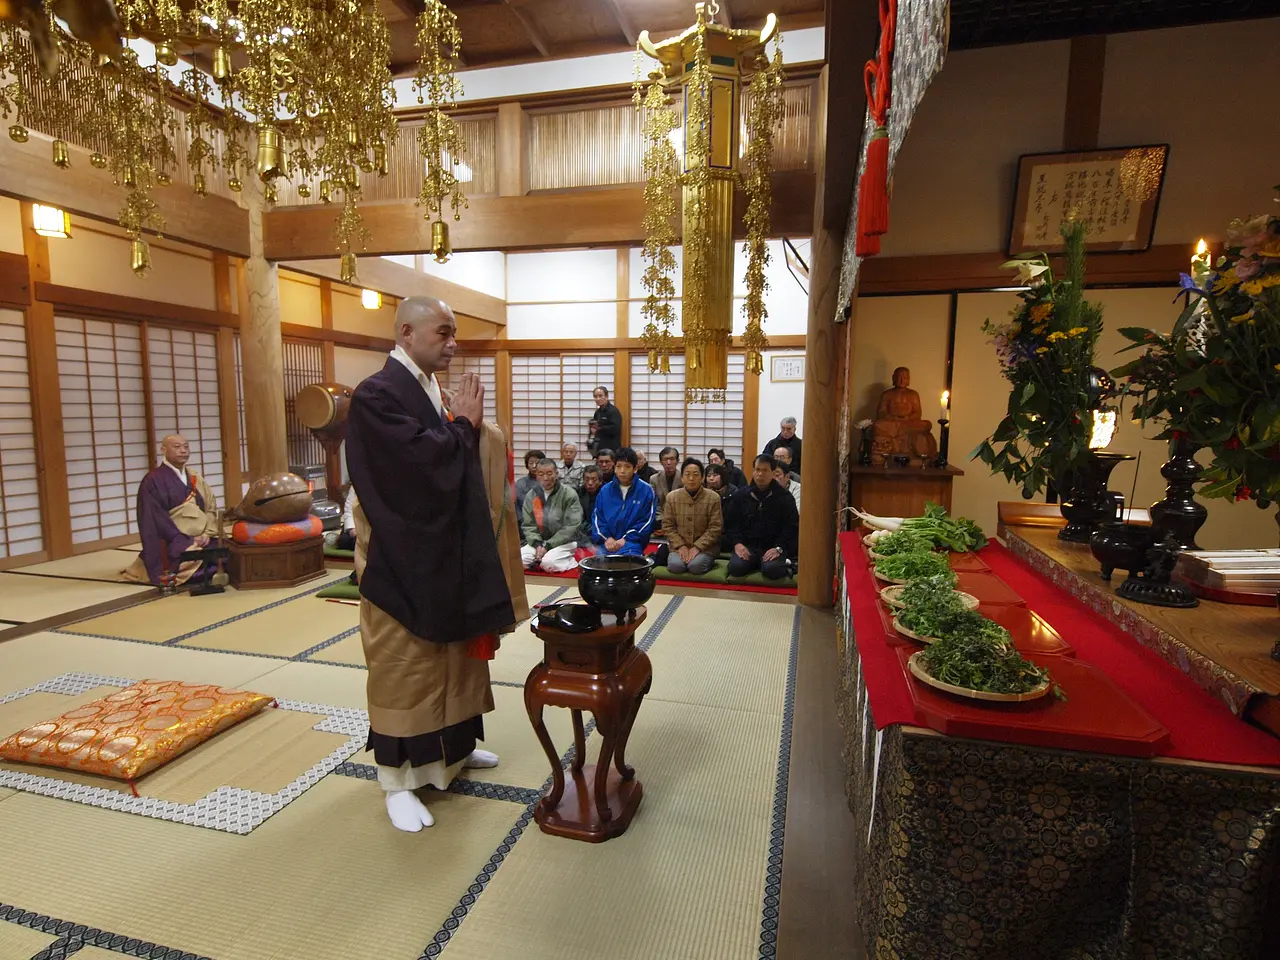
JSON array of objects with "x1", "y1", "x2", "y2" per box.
[{"x1": 857, "y1": 0, "x2": 897, "y2": 256}]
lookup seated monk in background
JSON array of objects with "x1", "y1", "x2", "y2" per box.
[
  {"x1": 123, "y1": 434, "x2": 219, "y2": 585},
  {"x1": 871, "y1": 366, "x2": 937, "y2": 463}
]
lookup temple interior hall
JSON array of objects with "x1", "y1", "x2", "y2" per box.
[{"x1": 1, "y1": 2, "x2": 1279, "y2": 959}]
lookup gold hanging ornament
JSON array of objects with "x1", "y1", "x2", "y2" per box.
[
  {"x1": 51, "y1": 138, "x2": 70, "y2": 168},
  {"x1": 414, "y1": 0, "x2": 468, "y2": 263},
  {"x1": 431, "y1": 220, "x2": 451, "y2": 263},
  {"x1": 639, "y1": 3, "x2": 783, "y2": 402}
]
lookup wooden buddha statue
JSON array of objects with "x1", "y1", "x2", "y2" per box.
[{"x1": 871, "y1": 366, "x2": 938, "y2": 463}]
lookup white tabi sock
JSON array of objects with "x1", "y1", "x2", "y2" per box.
[
  {"x1": 385, "y1": 790, "x2": 434, "y2": 832},
  {"x1": 463, "y1": 748, "x2": 499, "y2": 769}
]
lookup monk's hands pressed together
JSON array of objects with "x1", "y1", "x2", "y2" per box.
[{"x1": 451, "y1": 372, "x2": 484, "y2": 427}]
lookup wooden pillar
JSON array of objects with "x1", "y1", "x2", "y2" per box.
[
  {"x1": 614, "y1": 247, "x2": 631, "y2": 446},
  {"x1": 797, "y1": 67, "x2": 851, "y2": 608},
  {"x1": 497, "y1": 103, "x2": 529, "y2": 198},
  {"x1": 19, "y1": 202, "x2": 72, "y2": 559},
  {"x1": 1063, "y1": 36, "x2": 1106, "y2": 151},
  {"x1": 237, "y1": 195, "x2": 288, "y2": 478},
  {"x1": 743, "y1": 368, "x2": 760, "y2": 461},
  {"x1": 212, "y1": 253, "x2": 243, "y2": 499},
  {"x1": 318, "y1": 279, "x2": 342, "y2": 496},
  {"x1": 495, "y1": 348, "x2": 513, "y2": 442}
]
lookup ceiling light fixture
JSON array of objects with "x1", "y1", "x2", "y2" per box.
[
  {"x1": 361, "y1": 289, "x2": 383, "y2": 310},
  {"x1": 31, "y1": 204, "x2": 71, "y2": 239}
]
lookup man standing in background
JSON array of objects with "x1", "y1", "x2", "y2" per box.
[{"x1": 591, "y1": 385, "x2": 624, "y2": 453}]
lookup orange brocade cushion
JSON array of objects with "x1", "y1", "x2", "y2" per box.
[{"x1": 0, "y1": 679, "x2": 274, "y2": 782}]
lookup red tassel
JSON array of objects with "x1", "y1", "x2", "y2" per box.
[
  {"x1": 860, "y1": 128, "x2": 890, "y2": 236},
  {"x1": 856, "y1": 224, "x2": 881, "y2": 258}
]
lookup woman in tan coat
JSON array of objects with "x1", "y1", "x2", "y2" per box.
[{"x1": 661, "y1": 458, "x2": 723, "y2": 575}]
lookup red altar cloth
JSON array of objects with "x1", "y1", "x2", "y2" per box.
[{"x1": 840, "y1": 531, "x2": 1280, "y2": 767}]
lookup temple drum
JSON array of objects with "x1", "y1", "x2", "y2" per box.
[{"x1": 295, "y1": 382, "x2": 353, "y2": 441}]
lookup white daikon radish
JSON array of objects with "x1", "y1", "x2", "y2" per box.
[{"x1": 844, "y1": 506, "x2": 904, "y2": 531}]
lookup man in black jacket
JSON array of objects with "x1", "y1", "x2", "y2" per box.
[
  {"x1": 723, "y1": 454, "x2": 799, "y2": 580},
  {"x1": 591, "y1": 386, "x2": 624, "y2": 453},
  {"x1": 762, "y1": 417, "x2": 802, "y2": 474},
  {"x1": 577, "y1": 465, "x2": 603, "y2": 543}
]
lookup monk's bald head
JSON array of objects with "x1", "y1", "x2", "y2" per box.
[
  {"x1": 396, "y1": 296, "x2": 457, "y2": 375},
  {"x1": 161, "y1": 434, "x2": 190, "y2": 467}
]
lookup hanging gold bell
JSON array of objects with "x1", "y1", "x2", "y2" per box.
[
  {"x1": 9, "y1": 125, "x2": 28, "y2": 143},
  {"x1": 155, "y1": 42, "x2": 178, "y2": 67},
  {"x1": 255, "y1": 125, "x2": 284, "y2": 181},
  {"x1": 345, "y1": 165, "x2": 360, "y2": 192},
  {"x1": 373, "y1": 141, "x2": 388, "y2": 177},
  {"x1": 228, "y1": 176, "x2": 242, "y2": 192},
  {"x1": 130, "y1": 238, "x2": 151, "y2": 277},
  {"x1": 212, "y1": 47, "x2": 232, "y2": 83},
  {"x1": 647, "y1": 349, "x2": 657, "y2": 370},
  {"x1": 319, "y1": 179, "x2": 332, "y2": 203},
  {"x1": 346, "y1": 122, "x2": 362, "y2": 148},
  {"x1": 193, "y1": 172, "x2": 207, "y2": 197},
  {"x1": 431, "y1": 220, "x2": 451, "y2": 263},
  {"x1": 51, "y1": 139, "x2": 70, "y2": 169},
  {"x1": 340, "y1": 252, "x2": 357, "y2": 284},
  {"x1": 89, "y1": 152, "x2": 107, "y2": 169},
  {"x1": 297, "y1": 181, "x2": 311, "y2": 199},
  {"x1": 157, "y1": 172, "x2": 171, "y2": 187},
  {"x1": 264, "y1": 182, "x2": 278, "y2": 204},
  {"x1": 122, "y1": 165, "x2": 136, "y2": 188},
  {"x1": 660, "y1": 353, "x2": 671, "y2": 374},
  {"x1": 359, "y1": 155, "x2": 374, "y2": 173}
]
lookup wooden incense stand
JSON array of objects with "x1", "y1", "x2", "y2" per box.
[{"x1": 526, "y1": 607, "x2": 652, "y2": 842}]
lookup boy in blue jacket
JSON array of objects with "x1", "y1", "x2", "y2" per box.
[{"x1": 590, "y1": 447, "x2": 657, "y2": 557}]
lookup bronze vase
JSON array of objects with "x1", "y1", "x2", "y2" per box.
[{"x1": 1149, "y1": 436, "x2": 1207, "y2": 550}]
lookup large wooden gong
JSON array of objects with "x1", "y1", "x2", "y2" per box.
[{"x1": 295, "y1": 382, "x2": 352, "y2": 502}]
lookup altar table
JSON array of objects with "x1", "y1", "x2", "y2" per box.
[{"x1": 836, "y1": 529, "x2": 1280, "y2": 960}]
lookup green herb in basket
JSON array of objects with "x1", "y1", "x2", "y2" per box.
[
  {"x1": 897, "y1": 571, "x2": 959, "y2": 607},
  {"x1": 872, "y1": 528, "x2": 933, "y2": 557},
  {"x1": 874, "y1": 550, "x2": 951, "y2": 582},
  {"x1": 896, "y1": 574, "x2": 965, "y2": 638},
  {"x1": 900, "y1": 502, "x2": 989, "y2": 552},
  {"x1": 932, "y1": 609, "x2": 1014, "y2": 647},
  {"x1": 917, "y1": 631, "x2": 1064, "y2": 699}
]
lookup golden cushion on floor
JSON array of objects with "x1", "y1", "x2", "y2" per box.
[{"x1": 0, "y1": 679, "x2": 274, "y2": 782}]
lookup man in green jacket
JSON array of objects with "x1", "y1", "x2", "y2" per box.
[{"x1": 520, "y1": 458, "x2": 584, "y2": 573}]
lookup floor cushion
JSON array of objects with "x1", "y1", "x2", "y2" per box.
[
  {"x1": 316, "y1": 581, "x2": 362, "y2": 601},
  {"x1": 0, "y1": 679, "x2": 274, "y2": 782},
  {"x1": 324, "y1": 545, "x2": 356, "y2": 560},
  {"x1": 233, "y1": 517, "x2": 324, "y2": 544},
  {"x1": 653, "y1": 559, "x2": 798, "y2": 588}
]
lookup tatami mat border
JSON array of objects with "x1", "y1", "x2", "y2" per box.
[
  {"x1": 0, "y1": 903, "x2": 212, "y2": 960},
  {"x1": 759, "y1": 607, "x2": 800, "y2": 959},
  {"x1": 161, "y1": 577, "x2": 345, "y2": 645},
  {"x1": 334, "y1": 761, "x2": 544, "y2": 806}
]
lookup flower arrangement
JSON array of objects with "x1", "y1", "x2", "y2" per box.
[
  {"x1": 971, "y1": 221, "x2": 1107, "y2": 497},
  {"x1": 1111, "y1": 191, "x2": 1280, "y2": 506}
]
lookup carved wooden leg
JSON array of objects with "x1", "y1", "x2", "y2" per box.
[
  {"x1": 613, "y1": 667, "x2": 651, "y2": 781},
  {"x1": 570, "y1": 709, "x2": 586, "y2": 773},
  {"x1": 525, "y1": 680, "x2": 564, "y2": 814},
  {"x1": 591, "y1": 695, "x2": 620, "y2": 824}
]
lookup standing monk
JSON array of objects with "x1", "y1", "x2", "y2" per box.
[
  {"x1": 122, "y1": 434, "x2": 219, "y2": 585},
  {"x1": 346, "y1": 296, "x2": 523, "y2": 833}
]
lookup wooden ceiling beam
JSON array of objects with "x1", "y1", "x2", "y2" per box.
[
  {"x1": 503, "y1": 0, "x2": 551, "y2": 58},
  {"x1": 714, "y1": 0, "x2": 734, "y2": 29},
  {"x1": 602, "y1": 0, "x2": 638, "y2": 45},
  {"x1": 263, "y1": 170, "x2": 814, "y2": 259}
]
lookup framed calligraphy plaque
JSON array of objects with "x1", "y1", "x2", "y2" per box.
[
  {"x1": 1007, "y1": 145, "x2": 1168, "y2": 255},
  {"x1": 771, "y1": 355, "x2": 805, "y2": 382}
]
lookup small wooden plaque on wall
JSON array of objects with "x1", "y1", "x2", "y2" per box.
[
  {"x1": 1007, "y1": 145, "x2": 1168, "y2": 255},
  {"x1": 771, "y1": 355, "x2": 805, "y2": 382}
]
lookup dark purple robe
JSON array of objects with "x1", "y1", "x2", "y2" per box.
[
  {"x1": 345, "y1": 358, "x2": 514, "y2": 644},
  {"x1": 136, "y1": 465, "x2": 207, "y2": 585}
]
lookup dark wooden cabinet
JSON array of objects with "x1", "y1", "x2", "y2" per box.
[{"x1": 228, "y1": 536, "x2": 327, "y2": 589}]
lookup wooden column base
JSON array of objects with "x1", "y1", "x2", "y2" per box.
[{"x1": 228, "y1": 536, "x2": 326, "y2": 589}]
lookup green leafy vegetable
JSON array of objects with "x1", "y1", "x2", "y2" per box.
[
  {"x1": 899, "y1": 503, "x2": 989, "y2": 552},
  {"x1": 896, "y1": 573, "x2": 964, "y2": 637},
  {"x1": 918, "y1": 629, "x2": 1064, "y2": 699},
  {"x1": 874, "y1": 551, "x2": 951, "y2": 582},
  {"x1": 872, "y1": 528, "x2": 934, "y2": 557},
  {"x1": 896, "y1": 570, "x2": 959, "y2": 604}
]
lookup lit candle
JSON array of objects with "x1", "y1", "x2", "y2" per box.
[
  {"x1": 1191, "y1": 238, "x2": 1210, "y2": 277},
  {"x1": 940, "y1": 390, "x2": 950, "y2": 422}
]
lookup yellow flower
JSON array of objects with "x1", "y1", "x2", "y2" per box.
[
  {"x1": 1241, "y1": 279, "x2": 1263, "y2": 296},
  {"x1": 1273, "y1": 364, "x2": 1280, "y2": 373},
  {"x1": 1046, "y1": 331, "x2": 1067, "y2": 342},
  {"x1": 1035, "y1": 346, "x2": 1049, "y2": 354},
  {"x1": 1032, "y1": 325, "x2": 1046, "y2": 335},
  {"x1": 1067, "y1": 326, "x2": 1089, "y2": 337},
  {"x1": 1213, "y1": 270, "x2": 1241, "y2": 294},
  {"x1": 1230, "y1": 309, "x2": 1255, "y2": 324},
  {"x1": 1029, "y1": 303, "x2": 1053, "y2": 323}
]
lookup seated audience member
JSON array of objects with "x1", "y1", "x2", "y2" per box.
[
  {"x1": 724, "y1": 454, "x2": 799, "y2": 580},
  {"x1": 590, "y1": 447, "x2": 657, "y2": 557},
  {"x1": 557, "y1": 441, "x2": 585, "y2": 489},
  {"x1": 707, "y1": 448, "x2": 748, "y2": 489},
  {"x1": 338, "y1": 485, "x2": 359, "y2": 551},
  {"x1": 763, "y1": 417, "x2": 803, "y2": 473},
  {"x1": 773, "y1": 461, "x2": 802, "y2": 516},
  {"x1": 520, "y1": 458, "x2": 583, "y2": 573},
  {"x1": 661, "y1": 458, "x2": 723, "y2": 576},
  {"x1": 705, "y1": 463, "x2": 738, "y2": 499},
  {"x1": 577, "y1": 465, "x2": 603, "y2": 542},
  {"x1": 123, "y1": 433, "x2": 220, "y2": 585},
  {"x1": 515, "y1": 450, "x2": 544, "y2": 523},
  {"x1": 650, "y1": 446, "x2": 681, "y2": 507},
  {"x1": 773, "y1": 445, "x2": 801, "y2": 480},
  {"x1": 635, "y1": 450, "x2": 659, "y2": 485},
  {"x1": 595, "y1": 448, "x2": 616, "y2": 485}
]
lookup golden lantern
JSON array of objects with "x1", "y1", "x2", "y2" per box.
[
  {"x1": 51, "y1": 139, "x2": 71, "y2": 169},
  {"x1": 638, "y1": 3, "x2": 782, "y2": 401}
]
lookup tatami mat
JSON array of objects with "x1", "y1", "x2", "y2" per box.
[
  {"x1": 0, "y1": 573, "x2": 151, "y2": 625},
  {"x1": 60, "y1": 569, "x2": 349, "y2": 643},
  {"x1": 0, "y1": 920, "x2": 55, "y2": 958},
  {"x1": 9, "y1": 547, "x2": 138, "y2": 582},
  {"x1": 441, "y1": 698, "x2": 784, "y2": 960},
  {"x1": 181, "y1": 595, "x2": 360, "y2": 657},
  {"x1": 0, "y1": 779, "x2": 519, "y2": 960}
]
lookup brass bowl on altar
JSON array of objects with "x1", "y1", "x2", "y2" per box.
[
  {"x1": 1089, "y1": 521, "x2": 1155, "y2": 583},
  {"x1": 577, "y1": 555, "x2": 656, "y2": 623}
]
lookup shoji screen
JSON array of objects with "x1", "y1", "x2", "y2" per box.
[
  {"x1": 0, "y1": 310, "x2": 42, "y2": 560},
  {"x1": 437, "y1": 354, "x2": 497, "y2": 424},
  {"x1": 55, "y1": 316, "x2": 151, "y2": 544},
  {"x1": 510, "y1": 353, "x2": 614, "y2": 456},
  {"x1": 630, "y1": 353, "x2": 745, "y2": 463},
  {"x1": 281, "y1": 337, "x2": 325, "y2": 469},
  {"x1": 147, "y1": 326, "x2": 225, "y2": 504}
]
